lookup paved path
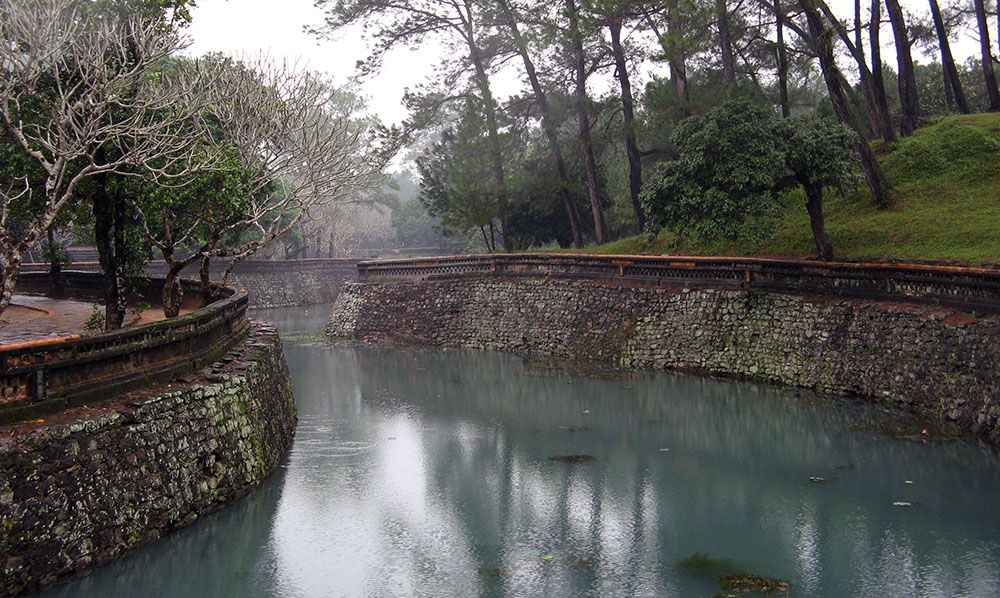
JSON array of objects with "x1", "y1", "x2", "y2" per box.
[
  {"x1": 0, "y1": 295, "x2": 98, "y2": 344},
  {"x1": 0, "y1": 295, "x2": 194, "y2": 345}
]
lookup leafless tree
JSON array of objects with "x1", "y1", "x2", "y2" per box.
[
  {"x1": 133, "y1": 56, "x2": 386, "y2": 316},
  {"x1": 0, "y1": 0, "x2": 206, "y2": 313},
  {"x1": 296, "y1": 201, "x2": 394, "y2": 259}
]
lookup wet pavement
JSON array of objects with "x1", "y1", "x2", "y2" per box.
[{"x1": 0, "y1": 295, "x2": 97, "y2": 344}]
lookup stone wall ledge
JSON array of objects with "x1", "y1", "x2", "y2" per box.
[
  {"x1": 20, "y1": 259, "x2": 362, "y2": 308},
  {"x1": 0, "y1": 322, "x2": 297, "y2": 596},
  {"x1": 328, "y1": 276, "x2": 1000, "y2": 445}
]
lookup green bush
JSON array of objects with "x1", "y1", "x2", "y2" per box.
[{"x1": 640, "y1": 98, "x2": 787, "y2": 245}]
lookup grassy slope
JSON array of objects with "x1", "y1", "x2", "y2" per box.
[{"x1": 577, "y1": 113, "x2": 1000, "y2": 263}]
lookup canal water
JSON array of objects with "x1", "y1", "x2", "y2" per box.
[{"x1": 45, "y1": 305, "x2": 1000, "y2": 597}]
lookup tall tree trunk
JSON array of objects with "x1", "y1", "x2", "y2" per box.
[
  {"x1": 650, "y1": 4, "x2": 690, "y2": 113},
  {"x1": 804, "y1": 182, "x2": 834, "y2": 259},
  {"x1": 608, "y1": 20, "x2": 646, "y2": 233},
  {"x1": 92, "y1": 181, "x2": 124, "y2": 331},
  {"x1": 496, "y1": 0, "x2": 584, "y2": 247},
  {"x1": 0, "y1": 251, "x2": 22, "y2": 314},
  {"x1": 161, "y1": 258, "x2": 185, "y2": 318},
  {"x1": 46, "y1": 227, "x2": 63, "y2": 293},
  {"x1": 929, "y1": 0, "x2": 969, "y2": 113},
  {"x1": 112, "y1": 193, "x2": 128, "y2": 326},
  {"x1": 776, "y1": 0, "x2": 791, "y2": 117},
  {"x1": 973, "y1": 0, "x2": 1000, "y2": 110},
  {"x1": 885, "y1": 0, "x2": 920, "y2": 135},
  {"x1": 465, "y1": 22, "x2": 512, "y2": 249},
  {"x1": 815, "y1": 0, "x2": 892, "y2": 139},
  {"x1": 716, "y1": 0, "x2": 737, "y2": 84},
  {"x1": 566, "y1": 0, "x2": 607, "y2": 244},
  {"x1": 943, "y1": 60, "x2": 956, "y2": 110},
  {"x1": 667, "y1": 8, "x2": 690, "y2": 112},
  {"x1": 801, "y1": 0, "x2": 892, "y2": 209},
  {"x1": 854, "y1": 0, "x2": 880, "y2": 136},
  {"x1": 869, "y1": 0, "x2": 896, "y2": 142},
  {"x1": 199, "y1": 255, "x2": 213, "y2": 307}
]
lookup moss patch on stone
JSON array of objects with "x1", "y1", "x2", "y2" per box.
[{"x1": 716, "y1": 572, "x2": 790, "y2": 595}]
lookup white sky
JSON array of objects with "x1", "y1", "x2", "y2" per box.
[{"x1": 186, "y1": 0, "x2": 987, "y2": 126}]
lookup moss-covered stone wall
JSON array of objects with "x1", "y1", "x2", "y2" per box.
[
  {"x1": 0, "y1": 323, "x2": 296, "y2": 595},
  {"x1": 225, "y1": 261, "x2": 359, "y2": 308},
  {"x1": 328, "y1": 277, "x2": 1000, "y2": 443}
]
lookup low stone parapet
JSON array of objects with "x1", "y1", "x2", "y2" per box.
[
  {"x1": 20, "y1": 258, "x2": 362, "y2": 308},
  {"x1": 0, "y1": 323, "x2": 297, "y2": 595},
  {"x1": 0, "y1": 273, "x2": 249, "y2": 424},
  {"x1": 328, "y1": 274, "x2": 1000, "y2": 444}
]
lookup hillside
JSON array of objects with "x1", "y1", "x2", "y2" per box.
[{"x1": 580, "y1": 112, "x2": 1000, "y2": 264}]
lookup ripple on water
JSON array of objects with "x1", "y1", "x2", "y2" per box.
[{"x1": 40, "y1": 309, "x2": 1000, "y2": 598}]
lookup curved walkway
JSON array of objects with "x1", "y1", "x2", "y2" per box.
[
  {"x1": 0, "y1": 295, "x2": 94, "y2": 345},
  {"x1": 0, "y1": 295, "x2": 193, "y2": 345}
]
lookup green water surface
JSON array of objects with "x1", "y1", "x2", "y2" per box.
[{"x1": 44, "y1": 305, "x2": 1000, "y2": 597}]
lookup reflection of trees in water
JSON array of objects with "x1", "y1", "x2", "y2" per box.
[
  {"x1": 342, "y1": 347, "x2": 1000, "y2": 596},
  {"x1": 271, "y1": 345, "x2": 484, "y2": 596},
  {"x1": 49, "y1": 340, "x2": 1000, "y2": 597},
  {"x1": 352, "y1": 347, "x2": 1000, "y2": 491}
]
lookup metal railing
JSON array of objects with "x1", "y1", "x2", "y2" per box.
[
  {"x1": 0, "y1": 272, "x2": 249, "y2": 424},
  {"x1": 357, "y1": 253, "x2": 1000, "y2": 315}
]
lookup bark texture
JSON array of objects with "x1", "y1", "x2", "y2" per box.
[
  {"x1": 885, "y1": 0, "x2": 920, "y2": 135},
  {"x1": 609, "y1": 20, "x2": 646, "y2": 233},
  {"x1": 801, "y1": 0, "x2": 892, "y2": 209}
]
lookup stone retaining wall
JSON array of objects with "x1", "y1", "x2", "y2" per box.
[
  {"x1": 224, "y1": 260, "x2": 359, "y2": 308},
  {"x1": 0, "y1": 323, "x2": 297, "y2": 595},
  {"x1": 328, "y1": 277, "x2": 1000, "y2": 443}
]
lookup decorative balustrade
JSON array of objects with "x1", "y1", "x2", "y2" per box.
[
  {"x1": 357, "y1": 253, "x2": 1000, "y2": 315},
  {"x1": 0, "y1": 272, "x2": 249, "y2": 424}
]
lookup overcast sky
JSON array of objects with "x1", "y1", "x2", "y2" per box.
[{"x1": 186, "y1": 0, "x2": 987, "y2": 126}]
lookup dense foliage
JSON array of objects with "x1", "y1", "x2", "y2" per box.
[
  {"x1": 313, "y1": 0, "x2": 1000, "y2": 257},
  {"x1": 641, "y1": 98, "x2": 856, "y2": 257},
  {"x1": 641, "y1": 99, "x2": 789, "y2": 244},
  {"x1": 0, "y1": 0, "x2": 384, "y2": 323}
]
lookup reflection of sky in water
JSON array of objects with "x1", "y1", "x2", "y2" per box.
[{"x1": 43, "y1": 306, "x2": 1000, "y2": 597}]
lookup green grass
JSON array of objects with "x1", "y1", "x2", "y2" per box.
[{"x1": 572, "y1": 113, "x2": 1000, "y2": 264}]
